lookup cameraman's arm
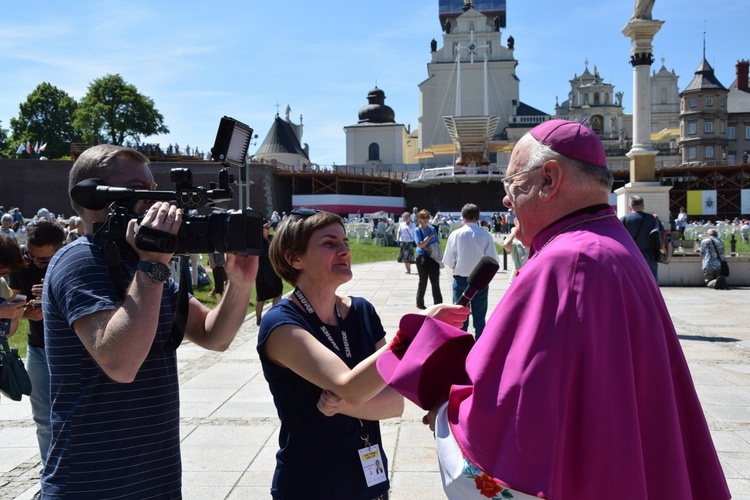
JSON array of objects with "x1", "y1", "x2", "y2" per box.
[
  {"x1": 184, "y1": 253, "x2": 258, "y2": 351},
  {"x1": 73, "y1": 202, "x2": 183, "y2": 382},
  {"x1": 73, "y1": 271, "x2": 173, "y2": 382}
]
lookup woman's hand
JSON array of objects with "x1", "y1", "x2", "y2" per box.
[
  {"x1": 424, "y1": 304, "x2": 469, "y2": 329},
  {"x1": 421, "y1": 401, "x2": 445, "y2": 433},
  {"x1": 317, "y1": 389, "x2": 347, "y2": 417}
]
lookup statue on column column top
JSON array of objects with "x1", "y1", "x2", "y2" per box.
[{"x1": 631, "y1": 0, "x2": 655, "y2": 20}]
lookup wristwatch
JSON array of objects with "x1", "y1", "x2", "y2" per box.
[{"x1": 136, "y1": 261, "x2": 171, "y2": 284}]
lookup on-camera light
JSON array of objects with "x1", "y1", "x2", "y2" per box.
[{"x1": 211, "y1": 116, "x2": 253, "y2": 168}]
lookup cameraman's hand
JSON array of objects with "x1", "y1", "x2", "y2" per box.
[
  {"x1": 126, "y1": 202, "x2": 182, "y2": 264},
  {"x1": 224, "y1": 253, "x2": 259, "y2": 285}
]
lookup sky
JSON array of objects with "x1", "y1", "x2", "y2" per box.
[{"x1": 0, "y1": 0, "x2": 745, "y2": 166}]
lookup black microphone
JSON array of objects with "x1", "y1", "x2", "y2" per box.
[
  {"x1": 455, "y1": 256, "x2": 500, "y2": 306},
  {"x1": 70, "y1": 178, "x2": 135, "y2": 210}
]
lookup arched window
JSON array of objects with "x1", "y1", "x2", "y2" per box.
[
  {"x1": 368, "y1": 143, "x2": 380, "y2": 161},
  {"x1": 594, "y1": 93, "x2": 600, "y2": 105}
]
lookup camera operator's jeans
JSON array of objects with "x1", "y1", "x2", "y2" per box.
[
  {"x1": 452, "y1": 275, "x2": 488, "y2": 339},
  {"x1": 26, "y1": 345, "x2": 51, "y2": 468}
]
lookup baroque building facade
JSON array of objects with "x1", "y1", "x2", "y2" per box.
[{"x1": 249, "y1": 2, "x2": 750, "y2": 216}]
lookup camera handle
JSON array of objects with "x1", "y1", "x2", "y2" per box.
[{"x1": 135, "y1": 226, "x2": 179, "y2": 253}]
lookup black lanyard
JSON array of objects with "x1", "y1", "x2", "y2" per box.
[{"x1": 293, "y1": 287, "x2": 352, "y2": 359}]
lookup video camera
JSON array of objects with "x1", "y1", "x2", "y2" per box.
[{"x1": 70, "y1": 117, "x2": 263, "y2": 260}]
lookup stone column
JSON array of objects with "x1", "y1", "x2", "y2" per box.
[
  {"x1": 622, "y1": 18, "x2": 664, "y2": 181},
  {"x1": 617, "y1": 18, "x2": 672, "y2": 226}
]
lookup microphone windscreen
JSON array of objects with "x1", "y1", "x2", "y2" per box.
[
  {"x1": 70, "y1": 178, "x2": 108, "y2": 210},
  {"x1": 467, "y1": 256, "x2": 500, "y2": 291}
]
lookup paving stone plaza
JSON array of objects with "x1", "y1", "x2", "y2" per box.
[{"x1": 1, "y1": 259, "x2": 749, "y2": 499}]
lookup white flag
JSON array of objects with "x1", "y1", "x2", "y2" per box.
[
  {"x1": 15, "y1": 143, "x2": 25, "y2": 154},
  {"x1": 701, "y1": 190, "x2": 718, "y2": 216}
]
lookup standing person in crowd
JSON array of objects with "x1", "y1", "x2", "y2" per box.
[
  {"x1": 0, "y1": 213, "x2": 17, "y2": 240},
  {"x1": 0, "y1": 236, "x2": 28, "y2": 338},
  {"x1": 492, "y1": 213, "x2": 502, "y2": 237},
  {"x1": 11, "y1": 207, "x2": 24, "y2": 225},
  {"x1": 65, "y1": 216, "x2": 85, "y2": 243},
  {"x1": 255, "y1": 218, "x2": 283, "y2": 326},
  {"x1": 499, "y1": 213, "x2": 507, "y2": 234},
  {"x1": 396, "y1": 211, "x2": 416, "y2": 274},
  {"x1": 270, "y1": 210, "x2": 281, "y2": 230},
  {"x1": 700, "y1": 228, "x2": 727, "y2": 289},
  {"x1": 41, "y1": 144, "x2": 258, "y2": 498},
  {"x1": 207, "y1": 251, "x2": 227, "y2": 299},
  {"x1": 442, "y1": 203, "x2": 500, "y2": 339},
  {"x1": 415, "y1": 209, "x2": 443, "y2": 310},
  {"x1": 404, "y1": 119, "x2": 729, "y2": 499},
  {"x1": 675, "y1": 206, "x2": 688, "y2": 236},
  {"x1": 505, "y1": 208, "x2": 515, "y2": 231},
  {"x1": 501, "y1": 225, "x2": 528, "y2": 283},
  {"x1": 36, "y1": 208, "x2": 52, "y2": 221},
  {"x1": 259, "y1": 208, "x2": 467, "y2": 498},
  {"x1": 8, "y1": 220, "x2": 65, "y2": 487},
  {"x1": 622, "y1": 195, "x2": 664, "y2": 281}
]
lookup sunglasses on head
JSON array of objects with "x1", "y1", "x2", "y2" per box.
[{"x1": 290, "y1": 208, "x2": 324, "y2": 221}]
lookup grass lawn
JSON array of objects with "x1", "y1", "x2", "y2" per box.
[
  {"x1": 9, "y1": 234, "x2": 745, "y2": 358},
  {"x1": 5, "y1": 238, "x2": 413, "y2": 358}
]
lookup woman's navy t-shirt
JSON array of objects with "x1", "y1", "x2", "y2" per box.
[{"x1": 257, "y1": 297, "x2": 389, "y2": 499}]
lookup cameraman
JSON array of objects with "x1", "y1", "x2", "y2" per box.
[{"x1": 41, "y1": 144, "x2": 258, "y2": 498}]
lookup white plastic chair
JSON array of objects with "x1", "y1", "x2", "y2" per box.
[
  {"x1": 374, "y1": 229, "x2": 387, "y2": 247},
  {"x1": 346, "y1": 223, "x2": 358, "y2": 241},
  {"x1": 356, "y1": 225, "x2": 371, "y2": 244}
]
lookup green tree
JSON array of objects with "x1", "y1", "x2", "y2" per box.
[
  {"x1": 0, "y1": 120, "x2": 8, "y2": 158},
  {"x1": 9, "y1": 82, "x2": 81, "y2": 159},
  {"x1": 74, "y1": 74, "x2": 169, "y2": 145}
]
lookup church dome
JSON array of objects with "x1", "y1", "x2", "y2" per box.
[{"x1": 358, "y1": 87, "x2": 396, "y2": 124}]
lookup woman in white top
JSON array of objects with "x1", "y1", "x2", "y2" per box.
[{"x1": 396, "y1": 212, "x2": 416, "y2": 274}]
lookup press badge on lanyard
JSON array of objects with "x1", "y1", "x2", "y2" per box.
[{"x1": 358, "y1": 420, "x2": 386, "y2": 487}]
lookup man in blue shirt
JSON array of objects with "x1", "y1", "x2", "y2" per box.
[{"x1": 42, "y1": 144, "x2": 258, "y2": 498}]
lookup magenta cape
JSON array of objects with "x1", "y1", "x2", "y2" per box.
[{"x1": 447, "y1": 207, "x2": 730, "y2": 499}]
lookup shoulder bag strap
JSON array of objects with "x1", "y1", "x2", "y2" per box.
[{"x1": 709, "y1": 238, "x2": 724, "y2": 262}]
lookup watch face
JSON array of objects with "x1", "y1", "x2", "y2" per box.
[
  {"x1": 138, "y1": 261, "x2": 171, "y2": 283},
  {"x1": 151, "y1": 263, "x2": 171, "y2": 283}
]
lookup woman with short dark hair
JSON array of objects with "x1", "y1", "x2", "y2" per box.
[{"x1": 258, "y1": 208, "x2": 466, "y2": 498}]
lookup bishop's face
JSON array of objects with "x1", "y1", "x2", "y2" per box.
[{"x1": 503, "y1": 142, "x2": 545, "y2": 247}]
